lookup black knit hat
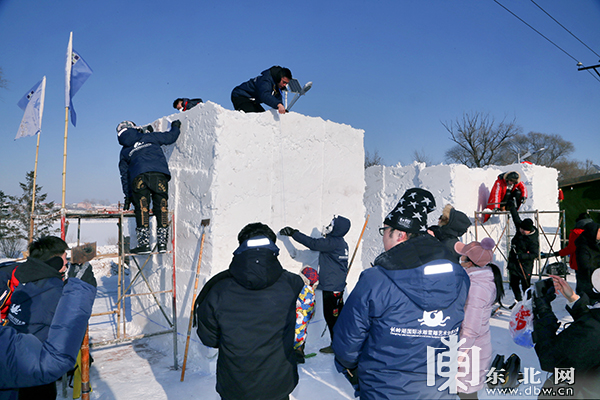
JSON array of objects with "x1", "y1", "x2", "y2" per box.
[{"x1": 384, "y1": 188, "x2": 436, "y2": 233}]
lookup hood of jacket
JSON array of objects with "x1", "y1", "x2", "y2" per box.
[
  {"x1": 228, "y1": 248, "x2": 283, "y2": 290},
  {"x1": 577, "y1": 221, "x2": 600, "y2": 250},
  {"x1": 374, "y1": 234, "x2": 468, "y2": 311},
  {"x1": 14, "y1": 257, "x2": 63, "y2": 283},
  {"x1": 439, "y1": 208, "x2": 471, "y2": 238},
  {"x1": 117, "y1": 127, "x2": 143, "y2": 147},
  {"x1": 329, "y1": 215, "x2": 351, "y2": 237},
  {"x1": 575, "y1": 218, "x2": 594, "y2": 230}
]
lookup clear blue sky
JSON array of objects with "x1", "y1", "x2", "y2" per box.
[{"x1": 1, "y1": 0, "x2": 599, "y2": 204}]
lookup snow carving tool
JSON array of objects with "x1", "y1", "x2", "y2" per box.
[
  {"x1": 181, "y1": 218, "x2": 210, "y2": 382},
  {"x1": 285, "y1": 80, "x2": 313, "y2": 112}
]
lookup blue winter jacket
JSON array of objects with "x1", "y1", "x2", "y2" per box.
[
  {"x1": 6, "y1": 258, "x2": 65, "y2": 340},
  {"x1": 332, "y1": 234, "x2": 470, "y2": 400},
  {"x1": 231, "y1": 67, "x2": 284, "y2": 110},
  {"x1": 291, "y1": 216, "x2": 350, "y2": 292},
  {"x1": 0, "y1": 278, "x2": 96, "y2": 399},
  {"x1": 118, "y1": 123, "x2": 181, "y2": 198}
]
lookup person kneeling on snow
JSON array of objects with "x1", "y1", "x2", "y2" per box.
[
  {"x1": 280, "y1": 215, "x2": 351, "y2": 354},
  {"x1": 117, "y1": 119, "x2": 181, "y2": 254}
]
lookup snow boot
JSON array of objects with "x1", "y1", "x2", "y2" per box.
[
  {"x1": 157, "y1": 227, "x2": 169, "y2": 253},
  {"x1": 131, "y1": 227, "x2": 151, "y2": 254}
]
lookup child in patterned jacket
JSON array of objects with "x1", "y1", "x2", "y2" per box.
[{"x1": 294, "y1": 266, "x2": 319, "y2": 363}]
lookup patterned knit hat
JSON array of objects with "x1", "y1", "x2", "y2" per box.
[
  {"x1": 301, "y1": 266, "x2": 319, "y2": 286},
  {"x1": 384, "y1": 188, "x2": 436, "y2": 233}
]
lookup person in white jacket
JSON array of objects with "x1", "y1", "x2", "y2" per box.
[{"x1": 454, "y1": 238, "x2": 505, "y2": 400}]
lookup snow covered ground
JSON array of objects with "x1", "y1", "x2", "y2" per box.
[{"x1": 73, "y1": 248, "x2": 576, "y2": 400}]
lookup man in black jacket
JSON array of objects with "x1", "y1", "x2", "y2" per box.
[
  {"x1": 173, "y1": 98, "x2": 202, "y2": 111},
  {"x1": 533, "y1": 274, "x2": 600, "y2": 398},
  {"x1": 507, "y1": 199, "x2": 539, "y2": 306},
  {"x1": 118, "y1": 119, "x2": 181, "y2": 254},
  {"x1": 195, "y1": 223, "x2": 304, "y2": 400}
]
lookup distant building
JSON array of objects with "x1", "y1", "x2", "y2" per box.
[{"x1": 559, "y1": 172, "x2": 600, "y2": 229}]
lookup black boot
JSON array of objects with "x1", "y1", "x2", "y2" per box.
[
  {"x1": 157, "y1": 227, "x2": 169, "y2": 253},
  {"x1": 131, "y1": 227, "x2": 151, "y2": 254}
]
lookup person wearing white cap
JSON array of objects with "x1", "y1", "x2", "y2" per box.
[
  {"x1": 454, "y1": 238, "x2": 505, "y2": 400},
  {"x1": 532, "y1": 271, "x2": 600, "y2": 398}
]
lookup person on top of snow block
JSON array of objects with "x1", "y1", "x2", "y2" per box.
[
  {"x1": 172, "y1": 97, "x2": 202, "y2": 111},
  {"x1": 195, "y1": 223, "x2": 304, "y2": 400},
  {"x1": 482, "y1": 171, "x2": 527, "y2": 222},
  {"x1": 117, "y1": 119, "x2": 181, "y2": 254},
  {"x1": 279, "y1": 215, "x2": 351, "y2": 354},
  {"x1": 231, "y1": 66, "x2": 292, "y2": 114},
  {"x1": 0, "y1": 269, "x2": 96, "y2": 400},
  {"x1": 332, "y1": 188, "x2": 470, "y2": 400},
  {"x1": 428, "y1": 204, "x2": 472, "y2": 263},
  {"x1": 294, "y1": 266, "x2": 319, "y2": 364}
]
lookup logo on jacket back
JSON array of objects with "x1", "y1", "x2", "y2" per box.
[
  {"x1": 8, "y1": 303, "x2": 25, "y2": 326},
  {"x1": 418, "y1": 310, "x2": 450, "y2": 327}
]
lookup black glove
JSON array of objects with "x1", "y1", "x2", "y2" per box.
[
  {"x1": 123, "y1": 196, "x2": 132, "y2": 211},
  {"x1": 279, "y1": 227, "x2": 298, "y2": 236},
  {"x1": 171, "y1": 120, "x2": 181, "y2": 129},
  {"x1": 344, "y1": 367, "x2": 359, "y2": 392},
  {"x1": 68, "y1": 262, "x2": 97, "y2": 288}
]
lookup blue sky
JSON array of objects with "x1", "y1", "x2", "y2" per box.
[{"x1": 1, "y1": 0, "x2": 599, "y2": 204}]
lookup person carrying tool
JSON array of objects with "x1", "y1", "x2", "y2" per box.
[
  {"x1": 279, "y1": 215, "x2": 351, "y2": 353},
  {"x1": 231, "y1": 66, "x2": 292, "y2": 114},
  {"x1": 117, "y1": 119, "x2": 181, "y2": 254}
]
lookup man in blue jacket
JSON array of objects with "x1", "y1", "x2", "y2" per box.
[
  {"x1": 332, "y1": 188, "x2": 470, "y2": 399},
  {"x1": 1, "y1": 260, "x2": 96, "y2": 400},
  {"x1": 231, "y1": 66, "x2": 292, "y2": 114},
  {"x1": 118, "y1": 119, "x2": 181, "y2": 254},
  {"x1": 280, "y1": 215, "x2": 351, "y2": 353}
]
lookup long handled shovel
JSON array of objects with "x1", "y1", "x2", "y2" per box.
[{"x1": 181, "y1": 218, "x2": 210, "y2": 382}]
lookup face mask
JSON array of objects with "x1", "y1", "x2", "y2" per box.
[{"x1": 322, "y1": 216, "x2": 336, "y2": 237}]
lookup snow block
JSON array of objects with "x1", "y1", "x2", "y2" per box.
[
  {"x1": 363, "y1": 162, "x2": 560, "y2": 277},
  {"x1": 130, "y1": 102, "x2": 365, "y2": 369}
]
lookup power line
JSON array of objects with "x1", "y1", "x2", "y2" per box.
[
  {"x1": 493, "y1": 0, "x2": 600, "y2": 83},
  {"x1": 530, "y1": 0, "x2": 600, "y2": 59}
]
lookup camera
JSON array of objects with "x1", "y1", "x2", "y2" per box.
[{"x1": 534, "y1": 278, "x2": 554, "y2": 298}]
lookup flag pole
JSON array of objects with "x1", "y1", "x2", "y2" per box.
[
  {"x1": 29, "y1": 76, "x2": 46, "y2": 243},
  {"x1": 61, "y1": 32, "x2": 73, "y2": 241}
]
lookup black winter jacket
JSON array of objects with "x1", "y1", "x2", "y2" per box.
[
  {"x1": 196, "y1": 247, "x2": 304, "y2": 400},
  {"x1": 507, "y1": 205, "x2": 539, "y2": 278},
  {"x1": 575, "y1": 222, "x2": 600, "y2": 302},
  {"x1": 533, "y1": 293, "x2": 600, "y2": 398},
  {"x1": 118, "y1": 123, "x2": 181, "y2": 197}
]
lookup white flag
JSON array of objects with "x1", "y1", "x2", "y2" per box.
[{"x1": 15, "y1": 76, "x2": 46, "y2": 140}]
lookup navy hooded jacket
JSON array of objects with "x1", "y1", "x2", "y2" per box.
[
  {"x1": 332, "y1": 234, "x2": 470, "y2": 400},
  {"x1": 0, "y1": 278, "x2": 96, "y2": 400},
  {"x1": 118, "y1": 123, "x2": 181, "y2": 198},
  {"x1": 231, "y1": 66, "x2": 285, "y2": 110},
  {"x1": 291, "y1": 216, "x2": 351, "y2": 292},
  {"x1": 196, "y1": 243, "x2": 304, "y2": 400}
]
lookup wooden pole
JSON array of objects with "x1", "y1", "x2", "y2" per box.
[
  {"x1": 28, "y1": 132, "x2": 41, "y2": 243},
  {"x1": 181, "y1": 219, "x2": 210, "y2": 381},
  {"x1": 347, "y1": 215, "x2": 369, "y2": 274},
  {"x1": 61, "y1": 105, "x2": 69, "y2": 241}
]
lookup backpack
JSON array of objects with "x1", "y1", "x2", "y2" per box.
[{"x1": 0, "y1": 261, "x2": 19, "y2": 322}]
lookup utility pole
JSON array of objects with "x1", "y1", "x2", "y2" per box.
[{"x1": 577, "y1": 61, "x2": 600, "y2": 79}]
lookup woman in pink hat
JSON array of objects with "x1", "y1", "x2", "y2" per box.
[{"x1": 454, "y1": 238, "x2": 505, "y2": 399}]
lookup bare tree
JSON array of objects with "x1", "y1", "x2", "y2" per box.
[
  {"x1": 443, "y1": 112, "x2": 522, "y2": 168},
  {"x1": 365, "y1": 149, "x2": 384, "y2": 169},
  {"x1": 497, "y1": 132, "x2": 575, "y2": 166},
  {"x1": 413, "y1": 149, "x2": 433, "y2": 166}
]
